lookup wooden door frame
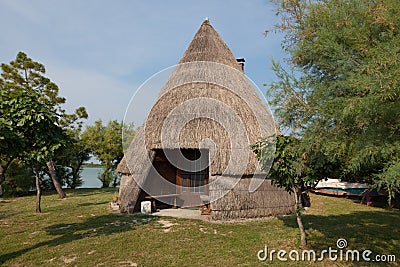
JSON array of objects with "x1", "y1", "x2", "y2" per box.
[{"x1": 176, "y1": 168, "x2": 209, "y2": 194}]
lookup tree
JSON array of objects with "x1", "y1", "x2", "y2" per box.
[
  {"x1": 269, "y1": 0, "x2": 400, "y2": 206},
  {"x1": 1, "y1": 87, "x2": 66, "y2": 212},
  {"x1": 54, "y1": 128, "x2": 91, "y2": 189},
  {"x1": 253, "y1": 135, "x2": 329, "y2": 247},
  {"x1": 0, "y1": 80, "x2": 22, "y2": 196},
  {"x1": 0, "y1": 52, "x2": 87, "y2": 198},
  {"x1": 81, "y1": 120, "x2": 133, "y2": 188}
]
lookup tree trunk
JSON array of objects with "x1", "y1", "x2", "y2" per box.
[
  {"x1": 0, "y1": 158, "x2": 14, "y2": 197},
  {"x1": 112, "y1": 173, "x2": 119, "y2": 188},
  {"x1": 46, "y1": 160, "x2": 66, "y2": 199},
  {"x1": 35, "y1": 168, "x2": 42, "y2": 213},
  {"x1": 100, "y1": 168, "x2": 110, "y2": 188},
  {"x1": 71, "y1": 168, "x2": 78, "y2": 189},
  {"x1": 101, "y1": 174, "x2": 109, "y2": 188},
  {"x1": 70, "y1": 158, "x2": 85, "y2": 189},
  {"x1": 294, "y1": 188, "x2": 307, "y2": 247}
]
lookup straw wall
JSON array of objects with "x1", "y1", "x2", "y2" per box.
[
  {"x1": 118, "y1": 128, "x2": 155, "y2": 213},
  {"x1": 209, "y1": 176, "x2": 296, "y2": 220}
]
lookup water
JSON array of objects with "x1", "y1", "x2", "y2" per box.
[{"x1": 78, "y1": 167, "x2": 103, "y2": 188}]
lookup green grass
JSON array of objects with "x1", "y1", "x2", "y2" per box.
[{"x1": 0, "y1": 189, "x2": 398, "y2": 266}]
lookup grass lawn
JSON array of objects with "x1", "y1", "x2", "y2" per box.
[{"x1": 0, "y1": 189, "x2": 398, "y2": 266}]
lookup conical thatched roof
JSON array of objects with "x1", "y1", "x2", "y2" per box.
[
  {"x1": 178, "y1": 19, "x2": 242, "y2": 71},
  {"x1": 118, "y1": 19, "x2": 275, "y2": 177}
]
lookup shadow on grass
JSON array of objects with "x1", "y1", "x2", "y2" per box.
[
  {"x1": 77, "y1": 201, "x2": 109, "y2": 207},
  {"x1": 279, "y1": 210, "x2": 399, "y2": 261},
  {"x1": 0, "y1": 213, "x2": 157, "y2": 264},
  {"x1": 0, "y1": 210, "x2": 21, "y2": 220},
  {"x1": 64, "y1": 188, "x2": 117, "y2": 197}
]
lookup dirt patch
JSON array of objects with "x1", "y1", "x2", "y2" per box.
[
  {"x1": 118, "y1": 260, "x2": 137, "y2": 266},
  {"x1": 199, "y1": 227, "x2": 207, "y2": 233},
  {"x1": 60, "y1": 255, "x2": 77, "y2": 264},
  {"x1": 158, "y1": 219, "x2": 177, "y2": 233}
]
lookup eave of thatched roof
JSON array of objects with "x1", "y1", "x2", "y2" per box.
[{"x1": 116, "y1": 156, "x2": 128, "y2": 174}]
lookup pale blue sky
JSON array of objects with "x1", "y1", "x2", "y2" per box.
[{"x1": 0, "y1": 0, "x2": 286, "y2": 126}]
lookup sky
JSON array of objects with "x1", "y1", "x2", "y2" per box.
[{"x1": 0, "y1": 0, "x2": 287, "y2": 127}]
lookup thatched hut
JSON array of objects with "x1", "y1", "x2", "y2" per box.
[{"x1": 117, "y1": 19, "x2": 295, "y2": 220}]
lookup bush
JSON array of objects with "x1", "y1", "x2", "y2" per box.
[{"x1": 3, "y1": 161, "x2": 35, "y2": 196}]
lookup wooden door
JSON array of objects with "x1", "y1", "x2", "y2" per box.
[{"x1": 176, "y1": 149, "x2": 209, "y2": 207}]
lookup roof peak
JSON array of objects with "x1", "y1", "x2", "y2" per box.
[{"x1": 178, "y1": 20, "x2": 241, "y2": 71}]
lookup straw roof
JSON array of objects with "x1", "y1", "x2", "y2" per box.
[
  {"x1": 178, "y1": 19, "x2": 242, "y2": 71},
  {"x1": 118, "y1": 19, "x2": 275, "y2": 176}
]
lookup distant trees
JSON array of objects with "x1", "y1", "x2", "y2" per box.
[
  {"x1": 82, "y1": 120, "x2": 135, "y2": 188},
  {"x1": 3, "y1": 161, "x2": 35, "y2": 196},
  {"x1": 0, "y1": 52, "x2": 87, "y2": 211},
  {"x1": 268, "y1": 0, "x2": 400, "y2": 206},
  {"x1": 47, "y1": 128, "x2": 91, "y2": 189}
]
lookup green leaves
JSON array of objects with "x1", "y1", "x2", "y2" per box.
[
  {"x1": 0, "y1": 52, "x2": 85, "y2": 169},
  {"x1": 375, "y1": 161, "x2": 400, "y2": 207},
  {"x1": 81, "y1": 120, "x2": 134, "y2": 187},
  {"x1": 254, "y1": 135, "x2": 308, "y2": 192},
  {"x1": 270, "y1": 0, "x2": 400, "y2": 205}
]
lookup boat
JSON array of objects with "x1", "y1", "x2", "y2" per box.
[{"x1": 312, "y1": 178, "x2": 378, "y2": 196}]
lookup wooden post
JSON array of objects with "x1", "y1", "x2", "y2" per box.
[{"x1": 35, "y1": 167, "x2": 42, "y2": 213}]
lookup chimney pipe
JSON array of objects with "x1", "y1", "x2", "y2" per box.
[{"x1": 236, "y1": 58, "x2": 245, "y2": 72}]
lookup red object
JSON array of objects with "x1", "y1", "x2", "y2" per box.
[{"x1": 360, "y1": 189, "x2": 372, "y2": 205}]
